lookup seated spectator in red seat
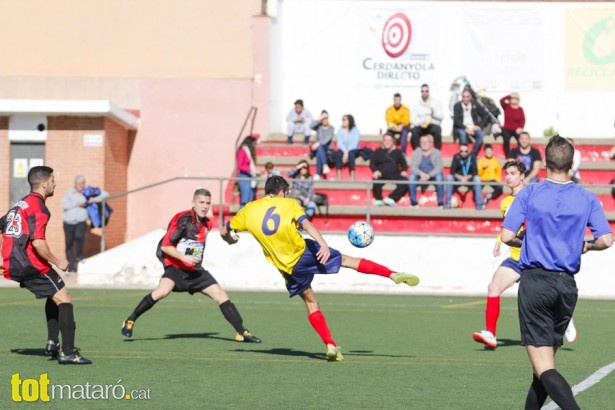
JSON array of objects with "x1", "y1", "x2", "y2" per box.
[
  {"x1": 385, "y1": 93, "x2": 411, "y2": 153},
  {"x1": 335, "y1": 114, "x2": 361, "y2": 180},
  {"x1": 507, "y1": 131, "x2": 542, "y2": 184},
  {"x1": 370, "y1": 132, "x2": 409, "y2": 207},
  {"x1": 286, "y1": 99, "x2": 314, "y2": 145},
  {"x1": 453, "y1": 89, "x2": 490, "y2": 156},
  {"x1": 499, "y1": 92, "x2": 525, "y2": 158},
  {"x1": 445, "y1": 143, "x2": 483, "y2": 209},
  {"x1": 408, "y1": 134, "x2": 444, "y2": 208},
  {"x1": 287, "y1": 160, "x2": 317, "y2": 219},
  {"x1": 310, "y1": 110, "x2": 334, "y2": 180},
  {"x1": 410, "y1": 84, "x2": 444, "y2": 150},
  {"x1": 478, "y1": 144, "x2": 503, "y2": 208}
]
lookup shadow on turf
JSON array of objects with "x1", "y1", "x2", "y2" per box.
[
  {"x1": 122, "y1": 332, "x2": 236, "y2": 343},
  {"x1": 10, "y1": 348, "x2": 57, "y2": 361},
  {"x1": 233, "y1": 347, "x2": 415, "y2": 360},
  {"x1": 473, "y1": 338, "x2": 575, "y2": 351}
]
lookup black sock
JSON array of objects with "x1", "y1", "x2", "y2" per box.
[
  {"x1": 45, "y1": 298, "x2": 59, "y2": 342},
  {"x1": 219, "y1": 300, "x2": 245, "y2": 334},
  {"x1": 525, "y1": 373, "x2": 548, "y2": 410},
  {"x1": 540, "y1": 369, "x2": 580, "y2": 410},
  {"x1": 128, "y1": 294, "x2": 158, "y2": 322},
  {"x1": 58, "y1": 303, "x2": 76, "y2": 354}
]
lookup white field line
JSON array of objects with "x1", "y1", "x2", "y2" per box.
[{"x1": 542, "y1": 361, "x2": 615, "y2": 410}]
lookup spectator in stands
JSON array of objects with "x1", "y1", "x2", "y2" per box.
[
  {"x1": 507, "y1": 131, "x2": 542, "y2": 184},
  {"x1": 310, "y1": 110, "x2": 335, "y2": 180},
  {"x1": 567, "y1": 138, "x2": 582, "y2": 183},
  {"x1": 408, "y1": 134, "x2": 444, "y2": 208},
  {"x1": 370, "y1": 132, "x2": 409, "y2": 207},
  {"x1": 478, "y1": 144, "x2": 503, "y2": 208},
  {"x1": 236, "y1": 135, "x2": 258, "y2": 208},
  {"x1": 445, "y1": 143, "x2": 483, "y2": 209},
  {"x1": 385, "y1": 93, "x2": 411, "y2": 153},
  {"x1": 410, "y1": 84, "x2": 444, "y2": 150},
  {"x1": 286, "y1": 99, "x2": 314, "y2": 145},
  {"x1": 62, "y1": 175, "x2": 109, "y2": 273},
  {"x1": 453, "y1": 89, "x2": 489, "y2": 156},
  {"x1": 263, "y1": 161, "x2": 281, "y2": 180},
  {"x1": 499, "y1": 92, "x2": 526, "y2": 158},
  {"x1": 476, "y1": 89, "x2": 502, "y2": 138},
  {"x1": 287, "y1": 160, "x2": 317, "y2": 219},
  {"x1": 335, "y1": 114, "x2": 361, "y2": 180}
]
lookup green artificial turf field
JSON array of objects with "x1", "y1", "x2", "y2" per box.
[{"x1": 1, "y1": 288, "x2": 614, "y2": 409}]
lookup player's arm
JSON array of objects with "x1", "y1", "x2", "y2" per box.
[
  {"x1": 583, "y1": 233, "x2": 613, "y2": 253},
  {"x1": 161, "y1": 245, "x2": 200, "y2": 266},
  {"x1": 500, "y1": 228, "x2": 522, "y2": 247},
  {"x1": 220, "y1": 221, "x2": 240, "y2": 245},
  {"x1": 32, "y1": 239, "x2": 69, "y2": 271},
  {"x1": 301, "y1": 218, "x2": 330, "y2": 264}
]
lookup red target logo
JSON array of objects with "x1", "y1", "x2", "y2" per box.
[{"x1": 381, "y1": 13, "x2": 412, "y2": 58}]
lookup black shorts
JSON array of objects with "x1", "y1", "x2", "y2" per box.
[
  {"x1": 19, "y1": 272, "x2": 66, "y2": 299},
  {"x1": 518, "y1": 269, "x2": 578, "y2": 347},
  {"x1": 162, "y1": 266, "x2": 218, "y2": 294}
]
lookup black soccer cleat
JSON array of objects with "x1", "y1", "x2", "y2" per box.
[
  {"x1": 121, "y1": 320, "x2": 134, "y2": 338},
  {"x1": 235, "y1": 330, "x2": 262, "y2": 343},
  {"x1": 58, "y1": 349, "x2": 92, "y2": 365},
  {"x1": 44, "y1": 340, "x2": 60, "y2": 359}
]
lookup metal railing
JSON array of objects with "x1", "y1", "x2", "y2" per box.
[{"x1": 99, "y1": 175, "x2": 615, "y2": 252}]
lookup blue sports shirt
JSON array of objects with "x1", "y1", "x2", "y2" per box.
[{"x1": 502, "y1": 180, "x2": 612, "y2": 274}]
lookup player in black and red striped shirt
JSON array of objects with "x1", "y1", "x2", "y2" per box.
[
  {"x1": 1, "y1": 166, "x2": 91, "y2": 364},
  {"x1": 121, "y1": 188, "x2": 261, "y2": 343}
]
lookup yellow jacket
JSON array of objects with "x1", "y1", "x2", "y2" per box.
[
  {"x1": 478, "y1": 157, "x2": 502, "y2": 182},
  {"x1": 385, "y1": 105, "x2": 411, "y2": 127}
]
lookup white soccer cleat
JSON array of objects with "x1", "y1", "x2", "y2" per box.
[
  {"x1": 565, "y1": 318, "x2": 577, "y2": 343},
  {"x1": 472, "y1": 330, "x2": 497, "y2": 349}
]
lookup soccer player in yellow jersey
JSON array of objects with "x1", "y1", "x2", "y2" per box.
[
  {"x1": 221, "y1": 175, "x2": 419, "y2": 362},
  {"x1": 473, "y1": 161, "x2": 577, "y2": 348}
]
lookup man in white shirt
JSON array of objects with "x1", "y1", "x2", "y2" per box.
[{"x1": 410, "y1": 84, "x2": 444, "y2": 150}]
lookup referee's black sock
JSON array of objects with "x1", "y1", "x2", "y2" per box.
[
  {"x1": 45, "y1": 298, "x2": 59, "y2": 342},
  {"x1": 219, "y1": 300, "x2": 245, "y2": 334},
  {"x1": 540, "y1": 369, "x2": 580, "y2": 410},
  {"x1": 524, "y1": 373, "x2": 548, "y2": 410},
  {"x1": 128, "y1": 294, "x2": 158, "y2": 322},
  {"x1": 58, "y1": 303, "x2": 76, "y2": 354}
]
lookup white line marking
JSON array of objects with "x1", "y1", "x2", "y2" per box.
[{"x1": 542, "y1": 361, "x2": 615, "y2": 410}]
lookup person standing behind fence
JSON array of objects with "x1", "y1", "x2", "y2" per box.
[
  {"x1": 236, "y1": 135, "x2": 258, "y2": 208},
  {"x1": 310, "y1": 110, "x2": 335, "y2": 179},
  {"x1": 501, "y1": 136, "x2": 612, "y2": 410},
  {"x1": 62, "y1": 175, "x2": 108, "y2": 273}
]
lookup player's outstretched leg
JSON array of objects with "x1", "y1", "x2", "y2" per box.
[
  {"x1": 204, "y1": 285, "x2": 262, "y2": 343},
  {"x1": 122, "y1": 293, "x2": 158, "y2": 338},
  {"x1": 345, "y1": 257, "x2": 420, "y2": 287}
]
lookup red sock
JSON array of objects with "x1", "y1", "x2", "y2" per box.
[
  {"x1": 308, "y1": 310, "x2": 335, "y2": 346},
  {"x1": 357, "y1": 258, "x2": 394, "y2": 278},
  {"x1": 486, "y1": 296, "x2": 500, "y2": 335}
]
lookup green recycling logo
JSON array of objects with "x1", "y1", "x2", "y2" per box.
[{"x1": 582, "y1": 15, "x2": 615, "y2": 65}]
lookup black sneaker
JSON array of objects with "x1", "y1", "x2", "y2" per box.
[
  {"x1": 44, "y1": 340, "x2": 60, "y2": 359},
  {"x1": 58, "y1": 349, "x2": 92, "y2": 365},
  {"x1": 121, "y1": 320, "x2": 134, "y2": 338},
  {"x1": 235, "y1": 330, "x2": 262, "y2": 343}
]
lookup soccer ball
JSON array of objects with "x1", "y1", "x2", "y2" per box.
[{"x1": 347, "y1": 221, "x2": 375, "y2": 248}]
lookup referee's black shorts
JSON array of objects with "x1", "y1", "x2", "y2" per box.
[
  {"x1": 19, "y1": 271, "x2": 66, "y2": 299},
  {"x1": 162, "y1": 266, "x2": 218, "y2": 294},
  {"x1": 518, "y1": 268, "x2": 578, "y2": 347}
]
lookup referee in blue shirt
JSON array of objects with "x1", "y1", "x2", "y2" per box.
[{"x1": 501, "y1": 135, "x2": 613, "y2": 410}]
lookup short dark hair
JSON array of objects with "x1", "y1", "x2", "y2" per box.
[
  {"x1": 294, "y1": 99, "x2": 304, "y2": 106},
  {"x1": 393, "y1": 93, "x2": 401, "y2": 98},
  {"x1": 503, "y1": 159, "x2": 526, "y2": 175},
  {"x1": 265, "y1": 175, "x2": 290, "y2": 196},
  {"x1": 545, "y1": 135, "x2": 573, "y2": 173},
  {"x1": 484, "y1": 144, "x2": 493, "y2": 151},
  {"x1": 421, "y1": 84, "x2": 429, "y2": 89},
  {"x1": 28, "y1": 166, "x2": 54, "y2": 190},
  {"x1": 193, "y1": 188, "x2": 211, "y2": 198}
]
